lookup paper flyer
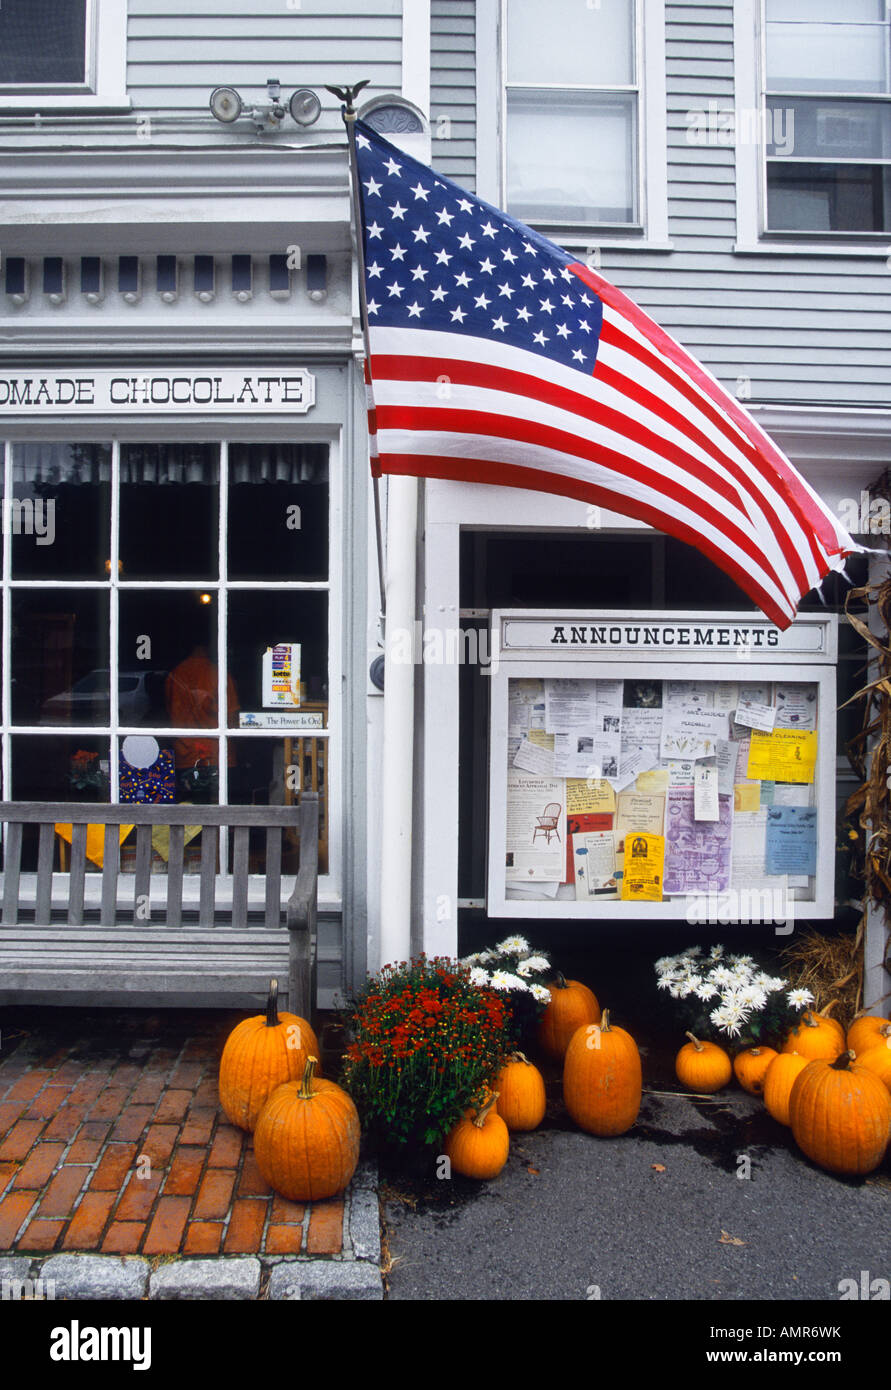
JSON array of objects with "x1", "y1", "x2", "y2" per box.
[
  {"x1": 262, "y1": 643, "x2": 301, "y2": 708},
  {"x1": 620, "y1": 832, "x2": 665, "y2": 901},
  {"x1": 636, "y1": 767, "x2": 670, "y2": 794},
  {"x1": 774, "y1": 684, "x2": 818, "y2": 730},
  {"x1": 734, "y1": 781, "x2": 761, "y2": 813},
  {"x1": 566, "y1": 811, "x2": 614, "y2": 883},
  {"x1": 566, "y1": 778, "x2": 616, "y2": 814},
  {"x1": 572, "y1": 830, "x2": 620, "y2": 900},
  {"x1": 731, "y1": 809, "x2": 789, "y2": 893},
  {"x1": 694, "y1": 760, "x2": 720, "y2": 821},
  {"x1": 615, "y1": 792, "x2": 666, "y2": 872},
  {"x1": 734, "y1": 698, "x2": 776, "y2": 733},
  {"x1": 505, "y1": 773, "x2": 564, "y2": 881},
  {"x1": 513, "y1": 737, "x2": 556, "y2": 775},
  {"x1": 663, "y1": 789, "x2": 732, "y2": 895},
  {"x1": 765, "y1": 806, "x2": 817, "y2": 877},
  {"x1": 660, "y1": 710, "x2": 730, "y2": 761},
  {"x1": 747, "y1": 729, "x2": 817, "y2": 784}
]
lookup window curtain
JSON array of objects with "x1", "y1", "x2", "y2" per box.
[{"x1": 12, "y1": 442, "x2": 328, "y2": 486}]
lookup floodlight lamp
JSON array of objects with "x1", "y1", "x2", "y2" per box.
[
  {"x1": 289, "y1": 88, "x2": 322, "y2": 127},
  {"x1": 210, "y1": 87, "x2": 242, "y2": 123}
]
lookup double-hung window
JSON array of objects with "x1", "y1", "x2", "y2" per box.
[
  {"x1": 0, "y1": 0, "x2": 128, "y2": 111},
  {"x1": 763, "y1": 0, "x2": 891, "y2": 236},
  {"x1": 477, "y1": 0, "x2": 668, "y2": 247}
]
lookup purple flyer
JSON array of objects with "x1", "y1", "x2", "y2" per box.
[{"x1": 663, "y1": 789, "x2": 732, "y2": 895}]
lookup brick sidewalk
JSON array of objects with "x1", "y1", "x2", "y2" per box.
[{"x1": 0, "y1": 1007, "x2": 367, "y2": 1262}]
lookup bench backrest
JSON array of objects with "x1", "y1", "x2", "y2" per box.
[{"x1": 0, "y1": 799, "x2": 318, "y2": 932}]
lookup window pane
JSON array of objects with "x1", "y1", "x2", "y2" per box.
[
  {"x1": 507, "y1": 91, "x2": 637, "y2": 223},
  {"x1": 118, "y1": 591, "x2": 218, "y2": 736},
  {"x1": 0, "y1": 0, "x2": 86, "y2": 84},
  {"x1": 11, "y1": 443, "x2": 110, "y2": 579},
  {"x1": 228, "y1": 592, "x2": 328, "y2": 717},
  {"x1": 767, "y1": 161, "x2": 890, "y2": 231},
  {"x1": 766, "y1": 22, "x2": 890, "y2": 94},
  {"x1": 13, "y1": 591, "x2": 109, "y2": 727},
  {"x1": 767, "y1": 0, "x2": 885, "y2": 24},
  {"x1": 766, "y1": 98, "x2": 891, "y2": 159},
  {"x1": 506, "y1": 0, "x2": 634, "y2": 86},
  {"x1": 120, "y1": 443, "x2": 219, "y2": 581},
  {"x1": 228, "y1": 443, "x2": 328, "y2": 581}
]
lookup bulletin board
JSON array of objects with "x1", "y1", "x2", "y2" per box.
[{"x1": 485, "y1": 611, "x2": 838, "y2": 920}]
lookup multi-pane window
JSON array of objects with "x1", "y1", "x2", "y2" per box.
[
  {"x1": 1, "y1": 439, "x2": 333, "y2": 877},
  {"x1": 0, "y1": 0, "x2": 88, "y2": 87},
  {"x1": 503, "y1": 0, "x2": 640, "y2": 228},
  {"x1": 764, "y1": 0, "x2": 891, "y2": 234}
]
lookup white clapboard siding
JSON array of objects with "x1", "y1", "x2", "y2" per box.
[{"x1": 430, "y1": 0, "x2": 476, "y2": 189}]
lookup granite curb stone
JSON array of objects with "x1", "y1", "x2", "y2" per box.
[
  {"x1": 150, "y1": 1256, "x2": 261, "y2": 1300},
  {"x1": 348, "y1": 1189, "x2": 381, "y2": 1262},
  {"x1": 40, "y1": 1253, "x2": 150, "y2": 1300},
  {"x1": 267, "y1": 1259, "x2": 383, "y2": 1300}
]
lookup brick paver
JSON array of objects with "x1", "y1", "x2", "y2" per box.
[{"x1": 0, "y1": 1007, "x2": 353, "y2": 1260}]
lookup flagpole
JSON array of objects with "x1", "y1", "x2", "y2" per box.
[{"x1": 331, "y1": 81, "x2": 386, "y2": 636}]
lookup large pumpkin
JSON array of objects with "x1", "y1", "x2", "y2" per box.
[
  {"x1": 537, "y1": 974, "x2": 601, "y2": 1061},
  {"x1": 444, "y1": 1094, "x2": 510, "y2": 1179},
  {"x1": 253, "y1": 1056, "x2": 360, "y2": 1201},
  {"x1": 733, "y1": 1045, "x2": 777, "y2": 1096},
  {"x1": 847, "y1": 1015, "x2": 891, "y2": 1058},
  {"x1": 782, "y1": 1009, "x2": 845, "y2": 1062},
  {"x1": 789, "y1": 1050, "x2": 891, "y2": 1176},
  {"x1": 855, "y1": 1040, "x2": 891, "y2": 1093},
  {"x1": 494, "y1": 1052, "x2": 547, "y2": 1132},
  {"x1": 675, "y1": 1033, "x2": 732, "y2": 1093},
  {"x1": 219, "y1": 978, "x2": 321, "y2": 1131},
  {"x1": 763, "y1": 1050, "x2": 809, "y2": 1126},
  {"x1": 563, "y1": 1009, "x2": 641, "y2": 1136}
]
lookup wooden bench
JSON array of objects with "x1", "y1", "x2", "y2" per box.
[{"x1": 0, "y1": 796, "x2": 318, "y2": 1015}]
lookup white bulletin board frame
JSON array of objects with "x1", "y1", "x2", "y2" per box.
[{"x1": 486, "y1": 610, "x2": 839, "y2": 921}]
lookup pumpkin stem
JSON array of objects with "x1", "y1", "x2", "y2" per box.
[
  {"x1": 472, "y1": 1093, "x2": 499, "y2": 1127},
  {"x1": 802, "y1": 1011, "x2": 819, "y2": 1028},
  {"x1": 265, "y1": 978, "x2": 280, "y2": 1028},
  {"x1": 601, "y1": 1009, "x2": 612, "y2": 1032},
  {"x1": 831, "y1": 1049, "x2": 855, "y2": 1072},
  {"x1": 298, "y1": 1055, "x2": 319, "y2": 1099},
  {"x1": 685, "y1": 1031, "x2": 705, "y2": 1052},
  {"x1": 554, "y1": 972, "x2": 568, "y2": 990},
  {"x1": 510, "y1": 1051, "x2": 531, "y2": 1065}
]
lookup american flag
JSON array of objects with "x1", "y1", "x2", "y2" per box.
[{"x1": 353, "y1": 119, "x2": 860, "y2": 628}]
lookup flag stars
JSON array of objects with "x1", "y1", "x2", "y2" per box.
[
  {"x1": 457, "y1": 197, "x2": 474, "y2": 214},
  {"x1": 450, "y1": 306, "x2": 467, "y2": 323},
  {"x1": 556, "y1": 323, "x2": 571, "y2": 338},
  {"x1": 542, "y1": 268, "x2": 556, "y2": 283},
  {"x1": 410, "y1": 181, "x2": 429, "y2": 200},
  {"x1": 532, "y1": 330, "x2": 549, "y2": 345},
  {"x1": 406, "y1": 301, "x2": 424, "y2": 318},
  {"x1": 389, "y1": 243, "x2": 407, "y2": 261},
  {"x1": 474, "y1": 292, "x2": 492, "y2": 309},
  {"x1": 366, "y1": 297, "x2": 380, "y2": 314},
  {"x1": 458, "y1": 232, "x2": 476, "y2": 250},
  {"x1": 560, "y1": 267, "x2": 573, "y2": 281},
  {"x1": 497, "y1": 281, "x2": 515, "y2": 298},
  {"x1": 501, "y1": 247, "x2": 518, "y2": 264},
  {"x1": 412, "y1": 226, "x2": 431, "y2": 243},
  {"x1": 516, "y1": 305, "x2": 532, "y2": 322},
  {"x1": 454, "y1": 271, "x2": 471, "y2": 288},
  {"x1": 578, "y1": 319, "x2": 592, "y2": 333},
  {"x1": 366, "y1": 221, "x2": 383, "y2": 239},
  {"x1": 363, "y1": 176, "x2": 382, "y2": 197},
  {"x1": 430, "y1": 285, "x2": 448, "y2": 302},
  {"x1": 410, "y1": 265, "x2": 429, "y2": 281},
  {"x1": 355, "y1": 132, "x2": 370, "y2": 149},
  {"x1": 434, "y1": 248, "x2": 453, "y2": 265},
  {"x1": 389, "y1": 201, "x2": 407, "y2": 220},
  {"x1": 539, "y1": 298, "x2": 554, "y2": 314},
  {"x1": 572, "y1": 348, "x2": 587, "y2": 363},
  {"x1": 384, "y1": 156, "x2": 402, "y2": 176},
  {"x1": 491, "y1": 315, "x2": 508, "y2": 331},
  {"x1": 521, "y1": 273, "x2": 536, "y2": 289},
  {"x1": 367, "y1": 261, "x2": 383, "y2": 278},
  {"x1": 522, "y1": 242, "x2": 537, "y2": 256},
  {"x1": 480, "y1": 221, "x2": 498, "y2": 238},
  {"x1": 436, "y1": 208, "x2": 455, "y2": 225},
  {"x1": 387, "y1": 281, "x2": 405, "y2": 298},
  {"x1": 479, "y1": 257, "x2": 495, "y2": 274},
  {"x1": 580, "y1": 292, "x2": 593, "y2": 306},
  {"x1": 561, "y1": 294, "x2": 574, "y2": 308}
]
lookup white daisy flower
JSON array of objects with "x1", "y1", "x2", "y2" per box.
[
  {"x1": 496, "y1": 935, "x2": 530, "y2": 956},
  {"x1": 709, "y1": 945, "x2": 725, "y2": 961},
  {"x1": 462, "y1": 952, "x2": 482, "y2": 967},
  {"x1": 655, "y1": 955, "x2": 679, "y2": 975},
  {"x1": 768, "y1": 976, "x2": 788, "y2": 993},
  {"x1": 709, "y1": 966, "x2": 735, "y2": 988},
  {"x1": 657, "y1": 975, "x2": 677, "y2": 991},
  {"x1": 695, "y1": 982, "x2": 719, "y2": 1001},
  {"x1": 517, "y1": 955, "x2": 550, "y2": 977},
  {"x1": 468, "y1": 967, "x2": 490, "y2": 988},
  {"x1": 489, "y1": 970, "x2": 528, "y2": 992},
  {"x1": 529, "y1": 983, "x2": 551, "y2": 1004},
  {"x1": 787, "y1": 987, "x2": 814, "y2": 1009}
]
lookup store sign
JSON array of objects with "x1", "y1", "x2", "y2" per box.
[
  {"x1": 500, "y1": 617, "x2": 831, "y2": 658},
  {"x1": 0, "y1": 369, "x2": 315, "y2": 414}
]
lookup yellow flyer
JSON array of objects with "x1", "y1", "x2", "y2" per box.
[
  {"x1": 566, "y1": 777, "x2": 616, "y2": 815},
  {"x1": 636, "y1": 767, "x2": 670, "y2": 794},
  {"x1": 746, "y1": 730, "x2": 817, "y2": 785},
  {"x1": 734, "y1": 781, "x2": 761, "y2": 813},
  {"x1": 620, "y1": 832, "x2": 665, "y2": 901},
  {"x1": 528, "y1": 730, "x2": 555, "y2": 751}
]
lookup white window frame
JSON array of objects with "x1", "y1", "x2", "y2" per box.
[
  {"x1": 734, "y1": 0, "x2": 891, "y2": 258},
  {"x1": 476, "y1": 0, "x2": 669, "y2": 254},
  {"x1": 0, "y1": 426, "x2": 342, "y2": 909},
  {"x1": 0, "y1": 0, "x2": 129, "y2": 112}
]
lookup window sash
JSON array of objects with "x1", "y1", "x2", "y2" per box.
[{"x1": 0, "y1": 0, "x2": 94, "y2": 94}]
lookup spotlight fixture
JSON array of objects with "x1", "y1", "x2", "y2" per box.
[{"x1": 209, "y1": 81, "x2": 322, "y2": 132}]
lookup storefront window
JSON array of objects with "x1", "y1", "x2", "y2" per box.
[{"x1": 1, "y1": 438, "x2": 332, "y2": 876}]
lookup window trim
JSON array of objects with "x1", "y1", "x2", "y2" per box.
[
  {"x1": 734, "y1": 0, "x2": 891, "y2": 256},
  {"x1": 0, "y1": 0, "x2": 130, "y2": 112},
  {"x1": 476, "y1": 0, "x2": 669, "y2": 251}
]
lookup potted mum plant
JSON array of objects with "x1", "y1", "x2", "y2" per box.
[{"x1": 461, "y1": 935, "x2": 553, "y2": 1046}]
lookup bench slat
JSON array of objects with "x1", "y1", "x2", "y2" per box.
[
  {"x1": 68, "y1": 824, "x2": 88, "y2": 925},
  {"x1": 2, "y1": 822, "x2": 22, "y2": 925},
  {"x1": 232, "y1": 827, "x2": 249, "y2": 930},
  {"x1": 264, "y1": 826, "x2": 282, "y2": 929},
  {"x1": 134, "y1": 826, "x2": 152, "y2": 922},
  {"x1": 166, "y1": 825, "x2": 185, "y2": 930},
  {"x1": 35, "y1": 824, "x2": 55, "y2": 922},
  {"x1": 101, "y1": 825, "x2": 119, "y2": 922},
  {"x1": 199, "y1": 829, "x2": 216, "y2": 927}
]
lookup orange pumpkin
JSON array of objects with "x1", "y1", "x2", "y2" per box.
[
  {"x1": 537, "y1": 974, "x2": 601, "y2": 1061},
  {"x1": 847, "y1": 1015, "x2": 891, "y2": 1057},
  {"x1": 675, "y1": 1032, "x2": 732, "y2": 1093},
  {"x1": 733, "y1": 1045, "x2": 778, "y2": 1096},
  {"x1": 494, "y1": 1052, "x2": 547, "y2": 1132},
  {"x1": 563, "y1": 1009, "x2": 641, "y2": 1136},
  {"x1": 763, "y1": 1050, "x2": 809, "y2": 1126},
  {"x1": 789, "y1": 1050, "x2": 891, "y2": 1176},
  {"x1": 253, "y1": 1056, "x2": 360, "y2": 1201},
  {"x1": 782, "y1": 1009, "x2": 845, "y2": 1062},
  {"x1": 219, "y1": 978, "x2": 321, "y2": 1131},
  {"x1": 855, "y1": 1039, "x2": 891, "y2": 1093},
  {"x1": 444, "y1": 1094, "x2": 510, "y2": 1179}
]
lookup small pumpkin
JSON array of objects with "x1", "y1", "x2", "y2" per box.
[
  {"x1": 782, "y1": 1009, "x2": 845, "y2": 1062},
  {"x1": 537, "y1": 973, "x2": 601, "y2": 1061},
  {"x1": 444, "y1": 1093, "x2": 510, "y2": 1179},
  {"x1": 675, "y1": 1032, "x2": 732, "y2": 1093},
  {"x1": 494, "y1": 1052, "x2": 547, "y2": 1132},
  {"x1": 854, "y1": 1039, "x2": 891, "y2": 1093},
  {"x1": 563, "y1": 1009, "x2": 641, "y2": 1136},
  {"x1": 253, "y1": 1055, "x2": 360, "y2": 1201},
  {"x1": 789, "y1": 1049, "x2": 891, "y2": 1176},
  {"x1": 733, "y1": 1045, "x2": 778, "y2": 1096},
  {"x1": 846, "y1": 1015, "x2": 891, "y2": 1058},
  {"x1": 219, "y1": 978, "x2": 321, "y2": 1131},
  {"x1": 763, "y1": 1050, "x2": 809, "y2": 1126}
]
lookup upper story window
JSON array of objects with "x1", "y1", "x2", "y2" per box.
[
  {"x1": 503, "y1": 0, "x2": 640, "y2": 229},
  {"x1": 763, "y1": 0, "x2": 891, "y2": 235},
  {"x1": 0, "y1": 0, "x2": 128, "y2": 111}
]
